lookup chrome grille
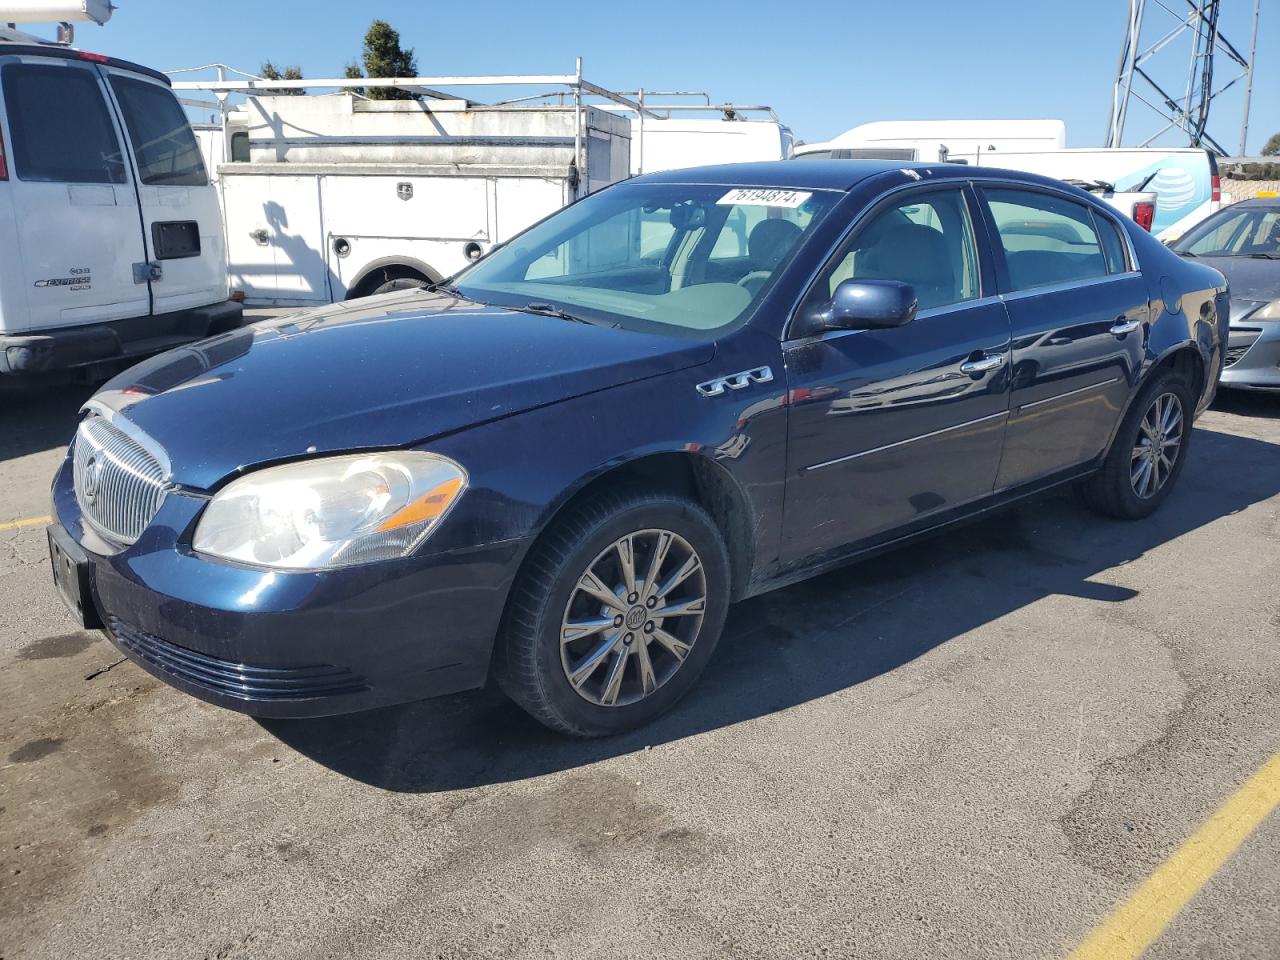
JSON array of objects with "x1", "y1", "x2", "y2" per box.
[{"x1": 73, "y1": 415, "x2": 168, "y2": 544}]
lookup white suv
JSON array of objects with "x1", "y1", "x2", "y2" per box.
[{"x1": 0, "y1": 37, "x2": 241, "y2": 378}]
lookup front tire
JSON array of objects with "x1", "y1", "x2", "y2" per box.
[
  {"x1": 494, "y1": 489, "x2": 730, "y2": 737},
  {"x1": 1080, "y1": 368, "x2": 1194, "y2": 520}
]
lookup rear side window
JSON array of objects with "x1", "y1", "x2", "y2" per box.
[
  {"x1": 983, "y1": 188, "x2": 1109, "y2": 291},
  {"x1": 108, "y1": 74, "x2": 208, "y2": 186},
  {"x1": 1094, "y1": 212, "x2": 1130, "y2": 274},
  {"x1": 0, "y1": 63, "x2": 126, "y2": 184}
]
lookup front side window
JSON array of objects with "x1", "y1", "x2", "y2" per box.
[
  {"x1": 983, "y1": 188, "x2": 1109, "y2": 291},
  {"x1": 1, "y1": 63, "x2": 126, "y2": 184},
  {"x1": 109, "y1": 74, "x2": 208, "y2": 186},
  {"x1": 454, "y1": 183, "x2": 840, "y2": 336},
  {"x1": 808, "y1": 188, "x2": 980, "y2": 312}
]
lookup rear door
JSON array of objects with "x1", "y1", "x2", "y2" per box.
[
  {"x1": 103, "y1": 67, "x2": 226, "y2": 316},
  {"x1": 0, "y1": 55, "x2": 148, "y2": 332},
  {"x1": 976, "y1": 186, "x2": 1148, "y2": 489}
]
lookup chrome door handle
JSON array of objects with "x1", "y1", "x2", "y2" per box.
[
  {"x1": 1110, "y1": 318, "x2": 1141, "y2": 335},
  {"x1": 960, "y1": 353, "x2": 1006, "y2": 375},
  {"x1": 249, "y1": 228, "x2": 270, "y2": 246}
]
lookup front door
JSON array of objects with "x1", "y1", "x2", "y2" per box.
[
  {"x1": 102, "y1": 66, "x2": 227, "y2": 317},
  {"x1": 975, "y1": 186, "x2": 1149, "y2": 489},
  {"x1": 0, "y1": 56, "x2": 149, "y2": 332},
  {"x1": 782, "y1": 185, "x2": 1012, "y2": 562}
]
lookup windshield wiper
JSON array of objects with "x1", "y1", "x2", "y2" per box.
[
  {"x1": 430, "y1": 281, "x2": 466, "y2": 298},
  {"x1": 521, "y1": 302, "x2": 591, "y2": 324},
  {"x1": 1175, "y1": 249, "x2": 1198, "y2": 257},
  {"x1": 1246, "y1": 252, "x2": 1280, "y2": 260}
]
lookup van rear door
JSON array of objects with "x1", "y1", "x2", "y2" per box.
[
  {"x1": 0, "y1": 55, "x2": 149, "y2": 333},
  {"x1": 102, "y1": 67, "x2": 226, "y2": 316}
]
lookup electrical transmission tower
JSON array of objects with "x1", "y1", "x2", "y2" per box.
[{"x1": 1106, "y1": 0, "x2": 1261, "y2": 156}]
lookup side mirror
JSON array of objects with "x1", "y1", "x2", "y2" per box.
[{"x1": 800, "y1": 279, "x2": 918, "y2": 335}]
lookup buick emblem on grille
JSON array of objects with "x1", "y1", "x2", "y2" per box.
[{"x1": 82, "y1": 454, "x2": 101, "y2": 504}]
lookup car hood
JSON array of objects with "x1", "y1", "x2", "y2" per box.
[
  {"x1": 1192, "y1": 255, "x2": 1280, "y2": 303},
  {"x1": 90, "y1": 291, "x2": 716, "y2": 489}
]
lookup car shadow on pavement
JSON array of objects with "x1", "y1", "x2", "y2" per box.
[
  {"x1": 262, "y1": 423, "x2": 1280, "y2": 793},
  {"x1": 1211, "y1": 389, "x2": 1279, "y2": 419},
  {"x1": 0, "y1": 382, "x2": 96, "y2": 462}
]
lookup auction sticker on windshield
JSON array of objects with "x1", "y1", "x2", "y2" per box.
[{"x1": 717, "y1": 188, "x2": 813, "y2": 208}]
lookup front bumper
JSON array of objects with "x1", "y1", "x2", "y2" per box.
[
  {"x1": 1221, "y1": 311, "x2": 1280, "y2": 392},
  {"x1": 1, "y1": 300, "x2": 245, "y2": 376},
  {"x1": 51, "y1": 457, "x2": 520, "y2": 718}
]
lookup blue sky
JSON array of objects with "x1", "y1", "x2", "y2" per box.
[{"x1": 62, "y1": 0, "x2": 1280, "y2": 153}]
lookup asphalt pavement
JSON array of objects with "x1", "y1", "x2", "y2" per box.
[{"x1": 1, "y1": 383, "x2": 1277, "y2": 960}]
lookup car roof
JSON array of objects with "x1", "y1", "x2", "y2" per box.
[
  {"x1": 632, "y1": 159, "x2": 1072, "y2": 193},
  {"x1": 1231, "y1": 196, "x2": 1280, "y2": 209}
]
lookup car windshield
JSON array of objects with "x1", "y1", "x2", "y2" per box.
[
  {"x1": 1172, "y1": 205, "x2": 1280, "y2": 258},
  {"x1": 452, "y1": 182, "x2": 840, "y2": 336}
]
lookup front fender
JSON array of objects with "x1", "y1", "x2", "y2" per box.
[{"x1": 417, "y1": 331, "x2": 788, "y2": 591}]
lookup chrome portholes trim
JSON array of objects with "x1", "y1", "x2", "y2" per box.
[
  {"x1": 696, "y1": 366, "x2": 774, "y2": 398},
  {"x1": 559, "y1": 529, "x2": 708, "y2": 708},
  {"x1": 803, "y1": 410, "x2": 1010, "y2": 472},
  {"x1": 1014, "y1": 377, "x2": 1121, "y2": 414}
]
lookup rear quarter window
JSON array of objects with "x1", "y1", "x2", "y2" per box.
[
  {"x1": 108, "y1": 74, "x2": 208, "y2": 187},
  {"x1": 1, "y1": 63, "x2": 127, "y2": 184}
]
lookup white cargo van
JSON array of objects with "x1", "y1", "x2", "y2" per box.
[{"x1": 0, "y1": 33, "x2": 241, "y2": 378}]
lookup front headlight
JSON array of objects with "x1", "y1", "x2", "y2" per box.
[
  {"x1": 193, "y1": 452, "x2": 467, "y2": 570},
  {"x1": 1253, "y1": 299, "x2": 1280, "y2": 321}
]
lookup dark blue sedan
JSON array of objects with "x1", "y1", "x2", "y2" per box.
[{"x1": 48, "y1": 161, "x2": 1228, "y2": 736}]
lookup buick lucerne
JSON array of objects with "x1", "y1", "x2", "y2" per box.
[{"x1": 48, "y1": 161, "x2": 1228, "y2": 736}]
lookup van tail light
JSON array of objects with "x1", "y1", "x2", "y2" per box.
[
  {"x1": 1211, "y1": 175, "x2": 1221, "y2": 203},
  {"x1": 1132, "y1": 201, "x2": 1155, "y2": 232},
  {"x1": 77, "y1": 51, "x2": 110, "y2": 64},
  {"x1": 0, "y1": 127, "x2": 7, "y2": 181}
]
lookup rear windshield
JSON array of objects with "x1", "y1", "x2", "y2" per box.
[
  {"x1": 1, "y1": 63, "x2": 126, "y2": 184},
  {"x1": 108, "y1": 74, "x2": 208, "y2": 187},
  {"x1": 453, "y1": 182, "x2": 840, "y2": 337}
]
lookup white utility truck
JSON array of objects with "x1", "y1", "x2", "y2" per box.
[
  {"x1": 0, "y1": 5, "x2": 241, "y2": 379},
  {"x1": 174, "y1": 69, "x2": 793, "y2": 307}
]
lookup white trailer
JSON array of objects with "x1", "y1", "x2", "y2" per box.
[
  {"x1": 596, "y1": 96, "x2": 792, "y2": 174},
  {"x1": 796, "y1": 119, "x2": 1067, "y2": 162}
]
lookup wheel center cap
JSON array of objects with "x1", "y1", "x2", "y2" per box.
[{"x1": 625, "y1": 606, "x2": 647, "y2": 630}]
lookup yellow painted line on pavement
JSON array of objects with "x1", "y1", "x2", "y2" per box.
[
  {"x1": 0, "y1": 515, "x2": 51, "y2": 532},
  {"x1": 1069, "y1": 752, "x2": 1280, "y2": 960}
]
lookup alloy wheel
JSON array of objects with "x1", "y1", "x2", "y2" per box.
[
  {"x1": 559, "y1": 529, "x2": 707, "y2": 707},
  {"x1": 1130, "y1": 391, "x2": 1184, "y2": 499}
]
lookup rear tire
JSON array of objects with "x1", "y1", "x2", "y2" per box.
[
  {"x1": 1079, "y1": 368, "x2": 1194, "y2": 520},
  {"x1": 494, "y1": 489, "x2": 730, "y2": 737}
]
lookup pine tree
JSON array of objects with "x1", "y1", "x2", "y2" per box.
[
  {"x1": 360, "y1": 20, "x2": 418, "y2": 101},
  {"x1": 1262, "y1": 132, "x2": 1280, "y2": 157},
  {"x1": 259, "y1": 61, "x2": 305, "y2": 96}
]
